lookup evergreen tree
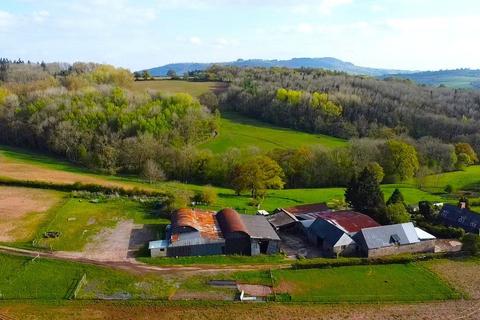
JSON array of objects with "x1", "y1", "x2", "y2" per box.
[
  {"x1": 386, "y1": 188, "x2": 405, "y2": 206},
  {"x1": 345, "y1": 167, "x2": 386, "y2": 223}
]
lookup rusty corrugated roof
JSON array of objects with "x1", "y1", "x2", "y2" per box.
[
  {"x1": 171, "y1": 208, "x2": 222, "y2": 242},
  {"x1": 216, "y1": 208, "x2": 248, "y2": 235},
  {"x1": 317, "y1": 210, "x2": 380, "y2": 233}
]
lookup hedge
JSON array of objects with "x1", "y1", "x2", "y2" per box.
[
  {"x1": 292, "y1": 252, "x2": 460, "y2": 270},
  {"x1": 0, "y1": 176, "x2": 167, "y2": 198}
]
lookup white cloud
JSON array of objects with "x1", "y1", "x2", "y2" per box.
[
  {"x1": 296, "y1": 23, "x2": 314, "y2": 33},
  {"x1": 0, "y1": 10, "x2": 15, "y2": 30},
  {"x1": 292, "y1": 0, "x2": 353, "y2": 15},
  {"x1": 189, "y1": 36, "x2": 202, "y2": 45},
  {"x1": 33, "y1": 10, "x2": 50, "y2": 23}
]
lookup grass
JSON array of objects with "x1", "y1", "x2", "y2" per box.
[
  {"x1": 137, "y1": 254, "x2": 287, "y2": 266},
  {"x1": 423, "y1": 165, "x2": 480, "y2": 192},
  {"x1": 202, "y1": 111, "x2": 347, "y2": 153},
  {"x1": 132, "y1": 80, "x2": 223, "y2": 97},
  {"x1": 0, "y1": 146, "x2": 449, "y2": 215},
  {"x1": 0, "y1": 253, "x2": 174, "y2": 300},
  {"x1": 235, "y1": 264, "x2": 458, "y2": 302},
  {"x1": 33, "y1": 197, "x2": 168, "y2": 251}
]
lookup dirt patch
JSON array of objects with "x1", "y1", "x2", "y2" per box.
[
  {"x1": 237, "y1": 284, "x2": 272, "y2": 297},
  {"x1": 171, "y1": 289, "x2": 236, "y2": 301},
  {"x1": 55, "y1": 221, "x2": 157, "y2": 262},
  {"x1": 0, "y1": 156, "x2": 154, "y2": 191},
  {"x1": 0, "y1": 186, "x2": 62, "y2": 242},
  {"x1": 2, "y1": 299, "x2": 480, "y2": 320},
  {"x1": 425, "y1": 258, "x2": 480, "y2": 299}
]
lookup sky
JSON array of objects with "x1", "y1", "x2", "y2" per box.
[{"x1": 0, "y1": 0, "x2": 479, "y2": 71}]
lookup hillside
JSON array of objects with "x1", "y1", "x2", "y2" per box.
[
  {"x1": 201, "y1": 112, "x2": 347, "y2": 153},
  {"x1": 145, "y1": 57, "x2": 412, "y2": 77},
  {"x1": 385, "y1": 69, "x2": 480, "y2": 89}
]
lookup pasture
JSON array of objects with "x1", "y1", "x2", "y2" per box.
[
  {"x1": 202, "y1": 112, "x2": 347, "y2": 153},
  {"x1": 423, "y1": 165, "x2": 480, "y2": 192},
  {"x1": 34, "y1": 197, "x2": 168, "y2": 252},
  {"x1": 132, "y1": 80, "x2": 224, "y2": 97},
  {"x1": 232, "y1": 264, "x2": 458, "y2": 302},
  {"x1": 0, "y1": 146, "x2": 449, "y2": 215},
  {"x1": 0, "y1": 186, "x2": 63, "y2": 243},
  {"x1": 0, "y1": 253, "x2": 173, "y2": 299}
]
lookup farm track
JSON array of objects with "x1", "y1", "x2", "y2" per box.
[{"x1": 0, "y1": 245, "x2": 290, "y2": 275}]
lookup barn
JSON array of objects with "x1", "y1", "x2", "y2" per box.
[{"x1": 149, "y1": 208, "x2": 280, "y2": 257}]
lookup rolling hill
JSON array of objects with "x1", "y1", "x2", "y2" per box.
[
  {"x1": 144, "y1": 58, "x2": 480, "y2": 89},
  {"x1": 385, "y1": 69, "x2": 480, "y2": 89},
  {"x1": 144, "y1": 57, "x2": 412, "y2": 77}
]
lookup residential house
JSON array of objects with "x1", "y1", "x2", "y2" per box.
[
  {"x1": 353, "y1": 222, "x2": 436, "y2": 258},
  {"x1": 439, "y1": 204, "x2": 480, "y2": 234}
]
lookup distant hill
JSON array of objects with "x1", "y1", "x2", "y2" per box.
[
  {"x1": 384, "y1": 69, "x2": 480, "y2": 89},
  {"x1": 144, "y1": 57, "x2": 412, "y2": 77},
  {"x1": 144, "y1": 58, "x2": 480, "y2": 89}
]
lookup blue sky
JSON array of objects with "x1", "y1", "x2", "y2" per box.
[{"x1": 0, "y1": 0, "x2": 479, "y2": 71}]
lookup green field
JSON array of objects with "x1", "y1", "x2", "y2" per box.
[
  {"x1": 138, "y1": 254, "x2": 287, "y2": 266},
  {"x1": 202, "y1": 112, "x2": 347, "y2": 153},
  {"x1": 0, "y1": 253, "x2": 173, "y2": 299},
  {"x1": 132, "y1": 80, "x2": 223, "y2": 97},
  {"x1": 0, "y1": 146, "x2": 450, "y2": 215},
  {"x1": 34, "y1": 197, "x2": 168, "y2": 251},
  {"x1": 234, "y1": 264, "x2": 458, "y2": 302},
  {"x1": 423, "y1": 165, "x2": 480, "y2": 192}
]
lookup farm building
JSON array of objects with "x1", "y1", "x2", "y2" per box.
[
  {"x1": 439, "y1": 204, "x2": 480, "y2": 234},
  {"x1": 353, "y1": 222, "x2": 436, "y2": 258},
  {"x1": 267, "y1": 203, "x2": 330, "y2": 230},
  {"x1": 149, "y1": 208, "x2": 280, "y2": 257},
  {"x1": 304, "y1": 211, "x2": 381, "y2": 257},
  {"x1": 306, "y1": 219, "x2": 357, "y2": 257}
]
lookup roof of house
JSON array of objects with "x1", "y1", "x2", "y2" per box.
[
  {"x1": 240, "y1": 214, "x2": 281, "y2": 241},
  {"x1": 414, "y1": 227, "x2": 436, "y2": 240},
  {"x1": 267, "y1": 210, "x2": 298, "y2": 228},
  {"x1": 309, "y1": 219, "x2": 354, "y2": 247},
  {"x1": 216, "y1": 208, "x2": 249, "y2": 234},
  {"x1": 283, "y1": 203, "x2": 330, "y2": 216},
  {"x1": 170, "y1": 208, "x2": 222, "y2": 242},
  {"x1": 354, "y1": 222, "x2": 420, "y2": 250},
  {"x1": 316, "y1": 211, "x2": 381, "y2": 233},
  {"x1": 439, "y1": 204, "x2": 480, "y2": 232}
]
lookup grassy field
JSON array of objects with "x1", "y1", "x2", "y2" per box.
[
  {"x1": 202, "y1": 112, "x2": 347, "y2": 153},
  {"x1": 132, "y1": 80, "x2": 224, "y2": 97},
  {"x1": 0, "y1": 146, "x2": 449, "y2": 214},
  {"x1": 33, "y1": 197, "x2": 168, "y2": 251},
  {"x1": 138, "y1": 254, "x2": 287, "y2": 266},
  {"x1": 0, "y1": 186, "x2": 63, "y2": 243},
  {"x1": 0, "y1": 253, "x2": 173, "y2": 299},
  {"x1": 423, "y1": 165, "x2": 480, "y2": 192},
  {"x1": 233, "y1": 264, "x2": 458, "y2": 302}
]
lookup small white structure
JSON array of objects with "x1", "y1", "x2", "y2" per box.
[
  {"x1": 148, "y1": 240, "x2": 168, "y2": 257},
  {"x1": 256, "y1": 210, "x2": 270, "y2": 216}
]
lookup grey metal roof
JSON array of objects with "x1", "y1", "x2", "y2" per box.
[
  {"x1": 354, "y1": 222, "x2": 419, "y2": 250},
  {"x1": 266, "y1": 210, "x2": 298, "y2": 228},
  {"x1": 240, "y1": 215, "x2": 281, "y2": 240},
  {"x1": 309, "y1": 219, "x2": 350, "y2": 247}
]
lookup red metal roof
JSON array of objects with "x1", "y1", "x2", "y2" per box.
[
  {"x1": 283, "y1": 203, "x2": 330, "y2": 216},
  {"x1": 171, "y1": 208, "x2": 222, "y2": 241},
  {"x1": 316, "y1": 210, "x2": 380, "y2": 233},
  {"x1": 216, "y1": 208, "x2": 248, "y2": 235}
]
